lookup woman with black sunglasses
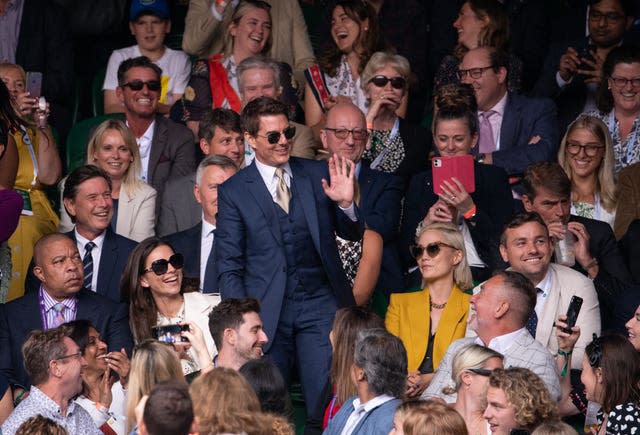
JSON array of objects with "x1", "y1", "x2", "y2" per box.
[
  {"x1": 120, "y1": 237, "x2": 219, "y2": 375},
  {"x1": 442, "y1": 344, "x2": 503, "y2": 435},
  {"x1": 401, "y1": 84, "x2": 513, "y2": 284},
  {"x1": 359, "y1": 52, "x2": 430, "y2": 179},
  {"x1": 385, "y1": 222, "x2": 473, "y2": 398}
]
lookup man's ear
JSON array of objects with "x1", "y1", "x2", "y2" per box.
[
  {"x1": 320, "y1": 129, "x2": 329, "y2": 150},
  {"x1": 63, "y1": 198, "x2": 77, "y2": 219},
  {"x1": 194, "y1": 183, "x2": 202, "y2": 204},
  {"x1": 495, "y1": 300, "x2": 509, "y2": 319},
  {"x1": 499, "y1": 243, "x2": 509, "y2": 263},
  {"x1": 199, "y1": 138, "x2": 210, "y2": 155},
  {"x1": 33, "y1": 265, "x2": 46, "y2": 283},
  {"x1": 245, "y1": 132, "x2": 257, "y2": 150},
  {"x1": 521, "y1": 194, "x2": 534, "y2": 212},
  {"x1": 224, "y1": 328, "x2": 236, "y2": 346}
]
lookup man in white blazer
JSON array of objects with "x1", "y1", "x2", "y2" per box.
[{"x1": 499, "y1": 212, "x2": 600, "y2": 369}]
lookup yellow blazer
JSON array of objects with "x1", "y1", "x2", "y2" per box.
[{"x1": 385, "y1": 285, "x2": 471, "y2": 372}]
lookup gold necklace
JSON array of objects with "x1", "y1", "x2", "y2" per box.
[{"x1": 430, "y1": 301, "x2": 447, "y2": 309}]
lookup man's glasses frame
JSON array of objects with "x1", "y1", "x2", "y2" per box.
[
  {"x1": 256, "y1": 126, "x2": 297, "y2": 145},
  {"x1": 457, "y1": 65, "x2": 495, "y2": 80},
  {"x1": 120, "y1": 80, "x2": 162, "y2": 92},
  {"x1": 324, "y1": 127, "x2": 369, "y2": 141}
]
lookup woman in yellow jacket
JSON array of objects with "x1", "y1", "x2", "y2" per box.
[{"x1": 386, "y1": 222, "x2": 473, "y2": 398}]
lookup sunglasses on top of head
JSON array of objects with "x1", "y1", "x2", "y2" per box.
[
  {"x1": 410, "y1": 242, "x2": 457, "y2": 259},
  {"x1": 256, "y1": 125, "x2": 296, "y2": 144},
  {"x1": 143, "y1": 253, "x2": 184, "y2": 276},
  {"x1": 369, "y1": 75, "x2": 406, "y2": 90},
  {"x1": 121, "y1": 80, "x2": 162, "y2": 92}
]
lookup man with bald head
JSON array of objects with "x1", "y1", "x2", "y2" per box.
[
  {"x1": 320, "y1": 102, "x2": 404, "y2": 297},
  {"x1": 0, "y1": 233, "x2": 132, "y2": 392}
]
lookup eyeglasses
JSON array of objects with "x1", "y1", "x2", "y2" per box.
[
  {"x1": 457, "y1": 65, "x2": 495, "y2": 80},
  {"x1": 256, "y1": 126, "x2": 296, "y2": 144},
  {"x1": 566, "y1": 141, "x2": 605, "y2": 157},
  {"x1": 369, "y1": 75, "x2": 406, "y2": 89},
  {"x1": 56, "y1": 352, "x2": 83, "y2": 362},
  {"x1": 589, "y1": 10, "x2": 624, "y2": 22},
  {"x1": 121, "y1": 80, "x2": 162, "y2": 92},
  {"x1": 467, "y1": 368, "x2": 493, "y2": 377},
  {"x1": 324, "y1": 127, "x2": 369, "y2": 141},
  {"x1": 410, "y1": 242, "x2": 457, "y2": 259},
  {"x1": 609, "y1": 76, "x2": 640, "y2": 88},
  {"x1": 143, "y1": 253, "x2": 184, "y2": 276}
]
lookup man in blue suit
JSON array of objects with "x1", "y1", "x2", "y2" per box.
[
  {"x1": 216, "y1": 97, "x2": 363, "y2": 414},
  {"x1": 26, "y1": 165, "x2": 136, "y2": 303},
  {"x1": 459, "y1": 47, "x2": 559, "y2": 175},
  {"x1": 320, "y1": 102, "x2": 404, "y2": 298},
  {"x1": 0, "y1": 233, "x2": 133, "y2": 394},
  {"x1": 165, "y1": 155, "x2": 238, "y2": 293}
]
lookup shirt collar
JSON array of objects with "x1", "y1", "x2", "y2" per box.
[
  {"x1": 351, "y1": 394, "x2": 395, "y2": 411},
  {"x1": 30, "y1": 386, "x2": 79, "y2": 416},
  {"x1": 74, "y1": 229, "x2": 106, "y2": 251},
  {"x1": 535, "y1": 267, "x2": 553, "y2": 299},
  {"x1": 40, "y1": 286, "x2": 77, "y2": 312},
  {"x1": 254, "y1": 158, "x2": 292, "y2": 182},
  {"x1": 486, "y1": 91, "x2": 508, "y2": 117},
  {"x1": 477, "y1": 327, "x2": 528, "y2": 354},
  {"x1": 201, "y1": 217, "x2": 216, "y2": 237}
]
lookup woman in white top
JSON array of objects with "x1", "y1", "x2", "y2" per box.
[
  {"x1": 558, "y1": 115, "x2": 617, "y2": 228},
  {"x1": 60, "y1": 119, "x2": 156, "y2": 242}
]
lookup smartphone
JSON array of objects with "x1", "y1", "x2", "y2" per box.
[
  {"x1": 578, "y1": 44, "x2": 596, "y2": 74},
  {"x1": 562, "y1": 295, "x2": 583, "y2": 334},
  {"x1": 432, "y1": 155, "x2": 475, "y2": 196},
  {"x1": 151, "y1": 324, "x2": 189, "y2": 344},
  {"x1": 25, "y1": 71, "x2": 43, "y2": 98}
]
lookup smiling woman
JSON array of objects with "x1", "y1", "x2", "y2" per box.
[{"x1": 120, "y1": 237, "x2": 219, "y2": 376}]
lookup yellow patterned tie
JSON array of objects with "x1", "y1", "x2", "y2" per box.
[{"x1": 275, "y1": 167, "x2": 290, "y2": 213}]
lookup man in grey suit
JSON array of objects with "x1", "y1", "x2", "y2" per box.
[
  {"x1": 116, "y1": 56, "x2": 196, "y2": 218},
  {"x1": 423, "y1": 270, "x2": 560, "y2": 402},
  {"x1": 157, "y1": 108, "x2": 243, "y2": 236}
]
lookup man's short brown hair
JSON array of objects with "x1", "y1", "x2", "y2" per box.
[{"x1": 22, "y1": 326, "x2": 71, "y2": 385}]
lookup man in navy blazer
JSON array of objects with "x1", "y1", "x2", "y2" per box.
[
  {"x1": 320, "y1": 102, "x2": 404, "y2": 297},
  {"x1": 26, "y1": 166, "x2": 136, "y2": 303},
  {"x1": 0, "y1": 233, "x2": 133, "y2": 391},
  {"x1": 459, "y1": 47, "x2": 559, "y2": 175},
  {"x1": 216, "y1": 97, "x2": 363, "y2": 414},
  {"x1": 165, "y1": 155, "x2": 238, "y2": 292}
]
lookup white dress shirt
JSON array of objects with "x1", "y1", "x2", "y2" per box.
[
  {"x1": 340, "y1": 394, "x2": 395, "y2": 435},
  {"x1": 75, "y1": 229, "x2": 105, "y2": 293},
  {"x1": 199, "y1": 216, "x2": 216, "y2": 291},
  {"x1": 128, "y1": 120, "x2": 155, "y2": 182}
]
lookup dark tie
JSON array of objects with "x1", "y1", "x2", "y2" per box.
[
  {"x1": 202, "y1": 233, "x2": 217, "y2": 294},
  {"x1": 526, "y1": 287, "x2": 543, "y2": 338},
  {"x1": 83, "y1": 242, "x2": 96, "y2": 291}
]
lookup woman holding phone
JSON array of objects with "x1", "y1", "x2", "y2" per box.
[
  {"x1": 0, "y1": 62, "x2": 61, "y2": 301},
  {"x1": 120, "y1": 237, "x2": 219, "y2": 375},
  {"x1": 401, "y1": 84, "x2": 513, "y2": 283}
]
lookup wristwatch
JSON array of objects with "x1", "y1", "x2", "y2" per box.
[{"x1": 476, "y1": 153, "x2": 486, "y2": 163}]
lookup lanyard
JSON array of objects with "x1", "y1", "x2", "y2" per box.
[
  {"x1": 19, "y1": 125, "x2": 39, "y2": 187},
  {"x1": 370, "y1": 117, "x2": 400, "y2": 170}
]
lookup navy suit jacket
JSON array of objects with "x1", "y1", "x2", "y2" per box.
[
  {"x1": 0, "y1": 289, "x2": 133, "y2": 389},
  {"x1": 165, "y1": 222, "x2": 202, "y2": 279},
  {"x1": 324, "y1": 396, "x2": 400, "y2": 435},
  {"x1": 25, "y1": 228, "x2": 137, "y2": 303},
  {"x1": 493, "y1": 93, "x2": 559, "y2": 175},
  {"x1": 358, "y1": 163, "x2": 404, "y2": 295},
  {"x1": 216, "y1": 158, "x2": 364, "y2": 350}
]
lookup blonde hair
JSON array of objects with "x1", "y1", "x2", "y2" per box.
[
  {"x1": 360, "y1": 51, "x2": 411, "y2": 94},
  {"x1": 126, "y1": 340, "x2": 184, "y2": 433},
  {"x1": 190, "y1": 368, "x2": 291, "y2": 435},
  {"x1": 416, "y1": 222, "x2": 474, "y2": 290},
  {"x1": 442, "y1": 344, "x2": 503, "y2": 395},
  {"x1": 222, "y1": 1, "x2": 272, "y2": 58},
  {"x1": 395, "y1": 400, "x2": 468, "y2": 435},
  {"x1": 558, "y1": 115, "x2": 616, "y2": 213},
  {"x1": 85, "y1": 119, "x2": 143, "y2": 199},
  {"x1": 531, "y1": 421, "x2": 579, "y2": 435}
]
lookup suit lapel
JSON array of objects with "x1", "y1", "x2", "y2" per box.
[
  {"x1": 245, "y1": 163, "x2": 283, "y2": 245},
  {"x1": 499, "y1": 94, "x2": 518, "y2": 151},
  {"x1": 291, "y1": 159, "x2": 321, "y2": 250},
  {"x1": 148, "y1": 116, "x2": 167, "y2": 183},
  {"x1": 97, "y1": 229, "x2": 117, "y2": 297},
  {"x1": 358, "y1": 163, "x2": 374, "y2": 209},
  {"x1": 536, "y1": 268, "x2": 560, "y2": 347},
  {"x1": 407, "y1": 290, "x2": 430, "y2": 370}
]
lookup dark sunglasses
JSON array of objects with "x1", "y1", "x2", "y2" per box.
[
  {"x1": 410, "y1": 242, "x2": 457, "y2": 259},
  {"x1": 121, "y1": 80, "x2": 162, "y2": 92},
  {"x1": 468, "y1": 368, "x2": 493, "y2": 377},
  {"x1": 143, "y1": 253, "x2": 184, "y2": 276},
  {"x1": 257, "y1": 125, "x2": 296, "y2": 144},
  {"x1": 369, "y1": 75, "x2": 406, "y2": 89}
]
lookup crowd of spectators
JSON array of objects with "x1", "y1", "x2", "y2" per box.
[{"x1": 1, "y1": 0, "x2": 640, "y2": 434}]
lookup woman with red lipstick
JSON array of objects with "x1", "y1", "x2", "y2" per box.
[
  {"x1": 67, "y1": 320, "x2": 131, "y2": 435},
  {"x1": 557, "y1": 115, "x2": 617, "y2": 228},
  {"x1": 433, "y1": 0, "x2": 521, "y2": 93},
  {"x1": 304, "y1": 0, "x2": 389, "y2": 138},
  {"x1": 121, "y1": 237, "x2": 219, "y2": 375},
  {"x1": 59, "y1": 119, "x2": 157, "y2": 242},
  {"x1": 386, "y1": 222, "x2": 473, "y2": 398}
]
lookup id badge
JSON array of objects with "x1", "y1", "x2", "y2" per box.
[{"x1": 15, "y1": 189, "x2": 33, "y2": 216}]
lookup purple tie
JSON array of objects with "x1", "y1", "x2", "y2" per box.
[
  {"x1": 479, "y1": 110, "x2": 496, "y2": 153},
  {"x1": 52, "y1": 303, "x2": 66, "y2": 328}
]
